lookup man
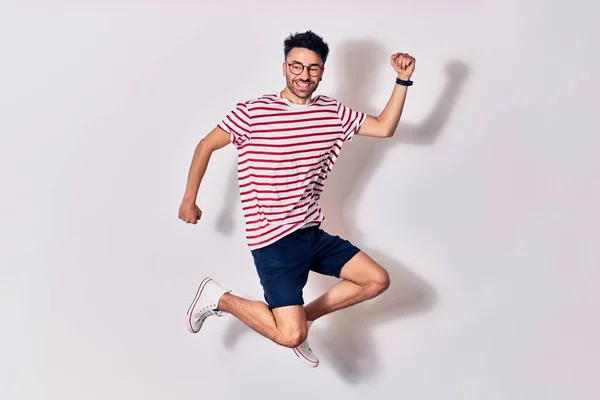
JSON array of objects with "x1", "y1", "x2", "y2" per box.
[{"x1": 179, "y1": 31, "x2": 415, "y2": 368}]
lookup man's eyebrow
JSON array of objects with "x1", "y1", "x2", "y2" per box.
[{"x1": 289, "y1": 60, "x2": 321, "y2": 66}]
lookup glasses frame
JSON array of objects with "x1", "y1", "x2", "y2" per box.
[{"x1": 285, "y1": 61, "x2": 323, "y2": 77}]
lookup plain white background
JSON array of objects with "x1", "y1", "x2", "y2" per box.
[{"x1": 1, "y1": 1, "x2": 599, "y2": 399}]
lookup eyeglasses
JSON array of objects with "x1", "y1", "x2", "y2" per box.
[{"x1": 286, "y1": 61, "x2": 323, "y2": 77}]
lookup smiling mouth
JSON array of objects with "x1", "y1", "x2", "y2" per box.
[{"x1": 295, "y1": 80, "x2": 312, "y2": 90}]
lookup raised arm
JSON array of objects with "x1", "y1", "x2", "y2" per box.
[
  {"x1": 179, "y1": 126, "x2": 231, "y2": 224},
  {"x1": 357, "y1": 52, "x2": 416, "y2": 138}
]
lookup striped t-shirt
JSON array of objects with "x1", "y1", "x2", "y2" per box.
[{"x1": 217, "y1": 92, "x2": 366, "y2": 250}]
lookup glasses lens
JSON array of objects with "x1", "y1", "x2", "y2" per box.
[
  {"x1": 290, "y1": 63, "x2": 303, "y2": 74},
  {"x1": 288, "y1": 63, "x2": 322, "y2": 76},
  {"x1": 308, "y1": 66, "x2": 321, "y2": 77}
]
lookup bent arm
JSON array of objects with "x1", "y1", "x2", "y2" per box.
[
  {"x1": 357, "y1": 82, "x2": 409, "y2": 138},
  {"x1": 181, "y1": 126, "x2": 231, "y2": 203}
]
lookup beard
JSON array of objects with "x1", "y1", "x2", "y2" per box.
[{"x1": 286, "y1": 74, "x2": 320, "y2": 99}]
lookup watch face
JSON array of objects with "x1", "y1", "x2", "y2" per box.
[{"x1": 396, "y1": 78, "x2": 413, "y2": 86}]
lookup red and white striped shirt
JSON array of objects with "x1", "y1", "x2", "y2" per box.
[{"x1": 217, "y1": 92, "x2": 366, "y2": 250}]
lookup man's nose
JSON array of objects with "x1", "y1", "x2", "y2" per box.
[{"x1": 299, "y1": 68, "x2": 311, "y2": 79}]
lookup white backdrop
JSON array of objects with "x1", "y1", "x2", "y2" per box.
[{"x1": 1, "y1": 1, "x2": 599, "y2": 399}]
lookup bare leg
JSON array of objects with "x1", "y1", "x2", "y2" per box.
[
  {"x1": 304, "y1": 251, "x2": 390, "y2": 322},
  {"x1": 218, "y1": 293, "x2": 307, "y2": 348}
]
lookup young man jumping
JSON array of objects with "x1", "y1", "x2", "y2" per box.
[{"x1": 179, "y1": 30, "x2": 415, "y2": 368}]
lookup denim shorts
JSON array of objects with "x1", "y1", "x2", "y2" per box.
[{"x1": 250, "y1": 225, "x2": 361, "y2": 310}]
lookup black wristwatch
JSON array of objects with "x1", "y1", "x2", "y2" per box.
[{"x1": 396, "y1": 77, "x2": 413, "y2": 86}]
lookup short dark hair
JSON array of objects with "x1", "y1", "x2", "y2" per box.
[{"x1": 283, "y1": 30, "x2": 330, "y2": 64}]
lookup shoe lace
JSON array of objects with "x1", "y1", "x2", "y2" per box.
[
  {"x1": 193, "y1": 304, "x2": 217, "y2": 322},
  {"x1": 297, "y1": 340, "x2": 312, "y2": 353}
]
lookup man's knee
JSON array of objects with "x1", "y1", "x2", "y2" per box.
[
  {"x1": 279, "y1": 326, "x2": 307, "y2": 348},
  {"x1": 366, "y1": 267, "x2": 390, "y2": 298},
  {"x1": 271, "y1": 305, "x2": 307, "y2": 348},
  {"x1": 339, "y1": 251, "x2": 390, "y2": 299},
  {"x1": 286, "y1": 328, "x2": 307, "y2": 348}
]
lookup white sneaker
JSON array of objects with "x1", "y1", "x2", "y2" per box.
[
  {"x1": 186, "y1": 277, "x2": 231, "y2": 334},
  {"x1": 293, "y1": 321, "x2": 319, "y2": 368}
]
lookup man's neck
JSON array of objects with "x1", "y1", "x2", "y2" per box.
[{"x1": 280, "y1": 88, "x2": 312, "y2": 105}]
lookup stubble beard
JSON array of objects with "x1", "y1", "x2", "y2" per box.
[{"x1": 286, "y1": 75, "x2": 319, "y2": 99}]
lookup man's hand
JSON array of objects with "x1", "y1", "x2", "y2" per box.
[
  {"x1": 179, "y1": 199, "x2": 202, "y2": 224},
  {"x1": 356, "y1": 52, "x2": 416, "y2": 138},
  {"x1": 391, "y1": 52, "x2": 416, "y2": 80},
  {"x1": 178, "y1": 127, "x2": 231, "y2": 226}
]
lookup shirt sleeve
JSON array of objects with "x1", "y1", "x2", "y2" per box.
[
  {"x1": 336, "y1": 100, "x2": 367, "y2": 141},
  {"x1": 217, "y1": 101, "x2": 252, "y2": 147}
]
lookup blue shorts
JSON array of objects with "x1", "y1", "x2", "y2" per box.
[{"x1": 250, "y1": 225, "x2": 361, "y2": 310}]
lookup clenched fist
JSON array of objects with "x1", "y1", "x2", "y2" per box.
[
  {"x1": 391, "y1": 52, "x2": 416, "y2": 80},
  {"x1": 179, "y1": 200, "x2": 202, "y2": 224}
]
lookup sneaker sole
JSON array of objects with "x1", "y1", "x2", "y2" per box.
[
  {"x1": 186, "y1": 277, "x2": 212, "y2": 333},
  {"x1": 293, "y1": 347, "x2": 319, "y2": 368}
]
